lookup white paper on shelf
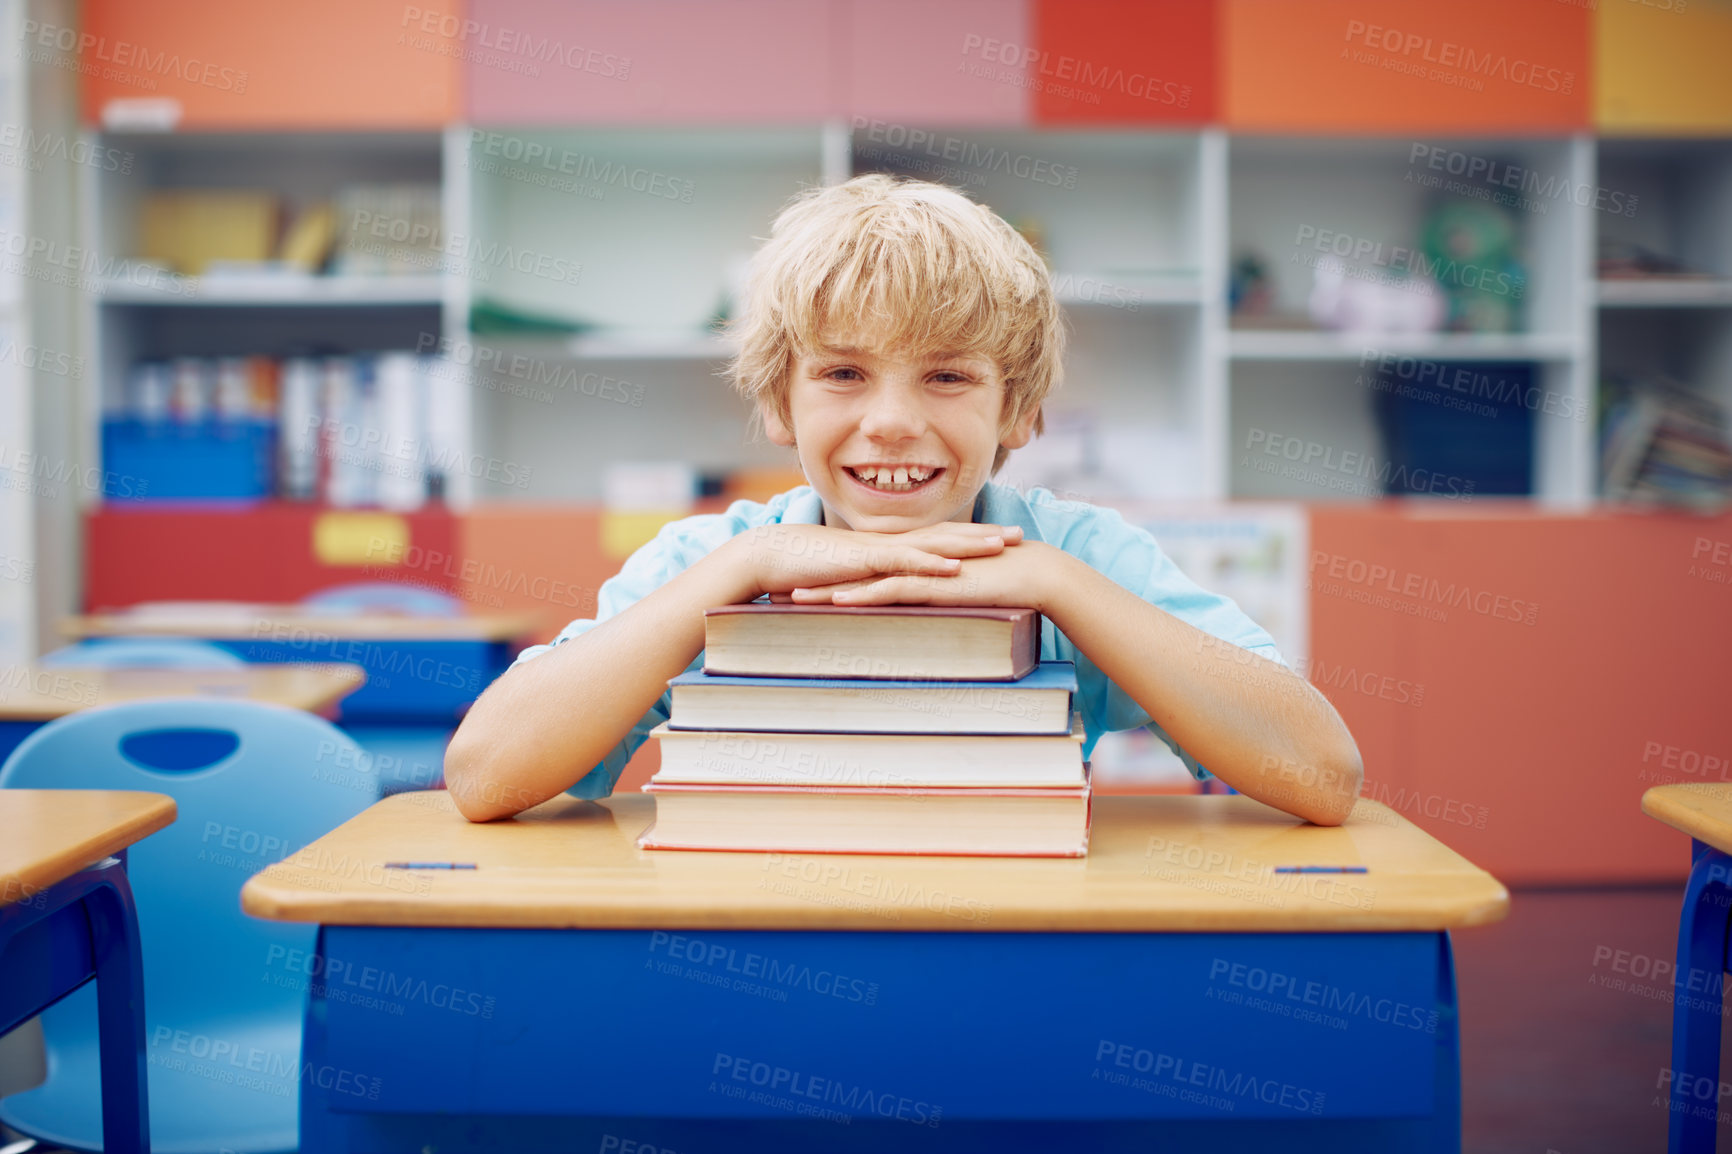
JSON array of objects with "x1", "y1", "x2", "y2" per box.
[
  {"x1": 279, "y1": 359, "x2": 321, "y2": 500},
  {"x1": 375, "y1": 352, "x2": 425, "y2": 511},
  {"x1": 604, "y1": 462, "x2": 697, "y2": 512},
  {"x1": 421, "y1": 355, "x2": 473, "y2": 507}
]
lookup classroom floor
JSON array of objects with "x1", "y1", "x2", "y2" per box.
[
  {"x1": 0, "y1": 885, "x2": 1704, "y2": 1152},
  {"x1": 1457, "y1": 884, "x2": 1691, "y2": 1153}
]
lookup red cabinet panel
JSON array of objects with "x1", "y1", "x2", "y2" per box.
[
  {"x1": 85, "y1": 505, "x2": 461, "y2": 609},
  {"x1": 1032, "y1": 0, "x2": 1216, "y2": 125}
]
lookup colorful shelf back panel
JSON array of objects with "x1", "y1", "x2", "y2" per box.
[
  {"x1": 1597, "y1": 0, "x2": 1732, "y2": 134},
  {"x1": 1224, "y1": 0, "x2": 1591, "y2": 133},
  {"x1": 467, "y1": 0, "x2": 838, "y2": 124},
  {"x1": 1032, "y1": 0, "x2": 1217, "y2": 125},
  {"x1": 76, "y1": 0, "x2": 461, "y2": 129},
  {"x1": 845, "y1": 0, "x2": 1032, "y2": 126}
]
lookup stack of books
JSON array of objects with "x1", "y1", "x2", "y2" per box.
[
  {"x1": 638, "y1": 604, "x2": 1089, "y2": 857},
  {"x1": 1602, "y1": 378, "x2": 1732, "y2": 510}
]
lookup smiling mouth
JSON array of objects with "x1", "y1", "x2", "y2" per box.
[{"x1": 845, "y1": 465, "x2": 943, "y2": 493}]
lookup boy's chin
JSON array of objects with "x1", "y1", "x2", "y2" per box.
[{"x1": 823, "y1": 499, "x2": 958, "y2": 534}]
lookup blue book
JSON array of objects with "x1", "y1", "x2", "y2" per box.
[{"x1": 665, "y1": 661, "x2": 1076, "y2": 736}]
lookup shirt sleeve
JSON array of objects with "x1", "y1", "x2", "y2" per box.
[
  {"x1": 1040, "y1": 499, "x2": 1288, "y2": 782},
  {"x1": 505, "y1": 521, "x2": 697, "y2": 800}
]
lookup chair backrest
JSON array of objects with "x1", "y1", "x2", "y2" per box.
[
  {"x1": 0, "y1": 699, "x2": 379, "y2": 1037},
  {"x1": 301, "y1": 581, "x2": 464, "y2": 618},
  {"x1": 40, "y1": 637, "x2": 247, "y2": 669}
]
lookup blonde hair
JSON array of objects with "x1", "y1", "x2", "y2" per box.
[{"x1": 723, "y1": 173, "x2": 1065, "y2": 476}]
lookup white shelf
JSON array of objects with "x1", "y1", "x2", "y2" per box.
[
  {"x1": 1228, "y1": 329, "x2": 1579, "y2": 362},
  {"x1": 97, "y1": 275, "x2": 446, "y2": 306},
  {"x1": 1596, "y1": 279, "x2": 1732, "y2": 308},
  {"x1": 565, "y1": 330, "x2": 735, "y2": 360}
]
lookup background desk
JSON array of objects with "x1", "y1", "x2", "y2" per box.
[
  {"x1": 63, "y1": 608, "x2": 537, "y2": 723},
  {"x1": 1641, "y1": 783, "x2": 1732, "y2": 1153},
  {"x1": 0, "y1": 663, "x2": 365, "y2": 764},
  {"x1": 1, "y1": 789, "x2": 176, "y2": 1154},
  {"x1": 243, "y1": 792, "x2": 1507, "y2": 1153},
  {"x1": 65, "y1": 608, "x2": 539, "y2": 792}
]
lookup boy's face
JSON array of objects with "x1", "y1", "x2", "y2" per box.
[{"x1": 763, "y1": 330, "x2": 1037, "y2": 533}]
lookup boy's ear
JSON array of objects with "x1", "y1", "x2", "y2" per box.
[
  {"x1": 1000, "y1": 404, "x2": 1040, "y2": 451},
  {"x1": 760, "y1": 399, "x2": 795, "y2": 447}
]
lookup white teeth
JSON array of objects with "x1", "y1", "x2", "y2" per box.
[{"x1": 849, "y1": 465, "x2": 937, "y2": 492}]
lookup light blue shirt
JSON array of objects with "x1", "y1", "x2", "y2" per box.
[{"x1": 511, "y1": 483, "x2": 1287, "y2": 799}]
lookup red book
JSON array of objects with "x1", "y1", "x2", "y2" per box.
[{"x1": 702, "y1": 604, "x2": 1041, "y2": 681}]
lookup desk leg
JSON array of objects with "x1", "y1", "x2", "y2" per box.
[
  {"x1": 0, "y1": 856, "x2": 150, "y2": 1154},
  {"x1": 88, "y1": 856, "x2": 151, "y2": 1154},
  {"x1": 1668, "y1": 840, "x2": 1732, "y2": 1154},
  {"x1": 1433, "y1": 932, "x2": 1462, "y2": 1154}
]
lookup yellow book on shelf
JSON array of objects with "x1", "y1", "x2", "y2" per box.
[
  {"x1": 278, "y1": 203, "x2": 337, "y2": 272},
  {"x1": 139, "y1": 192, "x2": 278, "y2": 276}
]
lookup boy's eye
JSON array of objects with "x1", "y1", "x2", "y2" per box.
[
  {"x1": 823, "y1": 367, "x2": 863, "y2": 382},
  {"x1": 928, "y1": 372, "x2": 973, "y2": 388}
]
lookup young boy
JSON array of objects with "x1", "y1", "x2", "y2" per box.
[{"x1": 444, "y1": 174, "x2": 1363, "y2": 826}]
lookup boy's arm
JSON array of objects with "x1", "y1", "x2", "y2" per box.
[
  {"x1": 442, "y1": 545, "x2": 756, "y2": 822},
  {"x1": 1032, "y1": 549, "x2": 1363, "y2": 825},
  {"x1": 791, "y1": 543, "x2": 1363, "y2": 825},
  {"x1": 443, "y1": 521, "x2": 1022, "y2": 822}
]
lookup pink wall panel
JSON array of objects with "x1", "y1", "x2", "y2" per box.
[
  {"x1": 844, "y1": 0, "x2": 1031, "y2": 125},
  {"x1": 467, "y1": 0, "x2": 840, "y2": 124}
]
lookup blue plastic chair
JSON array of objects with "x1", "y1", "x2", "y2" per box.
[
  {"x1": 0, "y1": 699, "x2": 379, "y2": 1154},
  {"x1": 40, "y1": 638, "x2": 247, "y2": 670},
  {"x1": 300, "y1": 581, "x2": 464, "y2": 618}
]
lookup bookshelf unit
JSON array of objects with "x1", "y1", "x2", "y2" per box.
[
  {"x1": 79, "y1": 128, "x2": 478, "y2": 502},
  {"x1": 76, "y1": 122, "x2": 1728, "y2": 513},
  {"x1": 1593, "y1": 138, "x2": 1732, "y2": 499}
]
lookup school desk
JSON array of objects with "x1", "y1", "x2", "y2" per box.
[
  {"x1": 63, "y1": 606, "x2": 540, "y2": 723},
  {"x1": 1641, "y1": 783, "x2": 1732, "y2": 1154},
  {"x1": 0, "y1": 663, "x2": 366, "y2": 764},
  {"x1": 0, "y1": 789, "x2": 176, "y2": 1154},
  {"x1": 240, "y1": 791, "x2": 1507, "y2": 1153}
]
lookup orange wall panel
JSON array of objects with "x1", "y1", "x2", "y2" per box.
[
  {"x1": 1032, "y1": 0, "x2": 1216, "y2": 125},
  {"x1": 1305, "y1": 508, "x2": 1419, "y2": 824},
  {"x1": 1312, "y1": 507, "x2": 1732, "y2": 886},
  {"x1": 77, "y1": 0, "x2": 460, "y2": 129},
  {"x1": 1224, "y1": 0, "x2": 1590, "y2": 133}
]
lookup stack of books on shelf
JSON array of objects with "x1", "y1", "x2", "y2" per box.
[
  {"x1": 1601, "y1": 377, "x2": 1732, "y2": 510},
  {"x1": 639, "y1": 604, "x2": 1088, "y2": 857}
]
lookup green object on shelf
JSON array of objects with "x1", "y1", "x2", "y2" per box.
[
  {"x1": 1419, "y1": 200, "x2": 1525, "y2": 333},
  {"x1": 468, "y1": 298, "x2": 596, "y2": 336}
]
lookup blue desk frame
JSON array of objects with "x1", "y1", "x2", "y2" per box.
[
  {"x1": 299, "y1": 924, "x2": 1462, "y2": 1152},
  {"x1": 1666, "y1": 838, "x2": 1732, "y2": 1154},
  {"x1": 0, "y1": 852, "x2": 149, "y2": 1153}
]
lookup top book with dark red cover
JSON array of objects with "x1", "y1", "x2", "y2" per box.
[{"x1": 702, "y1": 604, "x2": 1042, "y2": 681}]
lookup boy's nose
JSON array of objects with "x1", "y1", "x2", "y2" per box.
[{"x1": 859, "y1": 383, "x2": 926, "y2": 440}]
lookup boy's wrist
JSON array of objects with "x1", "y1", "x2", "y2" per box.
[
  {"x1": 706, "y1": 529, "x2": 775, "y2": 603},
  {"x1": 1024, "y1": 541, "x2": 1082, "y2": 617}
]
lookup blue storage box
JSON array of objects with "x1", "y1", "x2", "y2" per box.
[
  {"x1": 102, "y1": 419, "x2": 277, "y2": 502},
  {"x1": 1371, "y1": 361, "x2": 1535, "y2": 497}
]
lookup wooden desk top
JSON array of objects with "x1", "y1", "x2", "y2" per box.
[
  {"x1": 65, "y1": 604, "x2": 541, "y2": 643},
  {"x1": 0, "y1": 790, "x2": 176, "y2": 906},
  {"x1": 1642, "y1": 784, "x2": 1732, "y2": 853},
  {"x1": 0, "y1": 664, "x2": 365, "y2": 721},
  {"x1": 241, "y1": 793, "x2": 1510, "y2": 933}
]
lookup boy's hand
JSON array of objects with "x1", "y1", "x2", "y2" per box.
[
  {"x1": 787, "y1": 540, "x2": 1060, "y2": 612},
  {"x1": 733, "y1": 521, "x2": 1023, "y2": 599}
]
